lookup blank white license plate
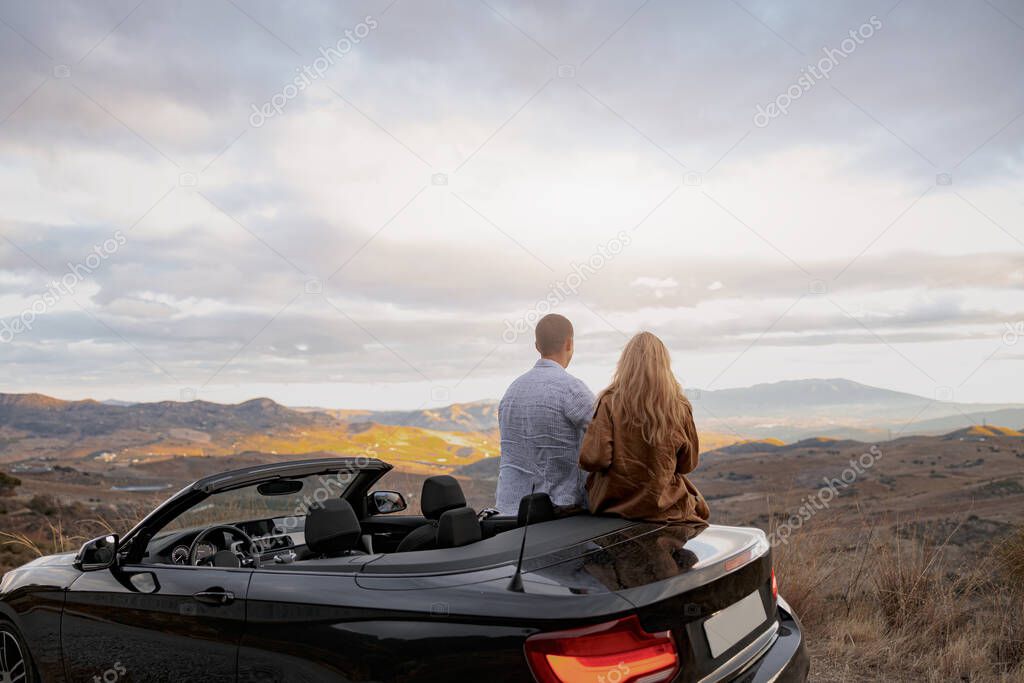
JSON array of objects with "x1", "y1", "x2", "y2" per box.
[{"x1": 703, "y1": 590, "x2": 768, "y2": 658}]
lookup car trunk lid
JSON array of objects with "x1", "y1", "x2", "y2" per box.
[{"x1": 521, "y1": 523, "x2": 777, "y2": 681}]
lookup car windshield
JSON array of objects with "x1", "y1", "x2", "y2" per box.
[{"x1": 160, "y1": 471, "x2": 357, "y2": 534}]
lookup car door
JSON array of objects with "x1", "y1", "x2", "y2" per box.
[
  {"x1": 239, "y1": 564, "x2": 374, "y2": 682},
  {"x1": 61, "y1": 562, "x2": 251, "y2": 682}
]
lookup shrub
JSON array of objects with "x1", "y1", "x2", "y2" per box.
[
  {"x1": 0, "y1": 471, "x2": 20, "y2": 497},
  {"x1": 26, "y1": 494, "x2": 57, "y2": 517}
]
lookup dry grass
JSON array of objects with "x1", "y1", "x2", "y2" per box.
[
  {"x1": 774, "y1": 519, "x2": 1024, "y2": 682},
  {"x1": 0, "y1": 496, "x2": 147, "y2": 573},
  {"x1": 996, "y1": 525, "x2": 1024, "y2": 591},
  {"x1": 0, "y1": 517, "x2": 79, "y2": 559}
]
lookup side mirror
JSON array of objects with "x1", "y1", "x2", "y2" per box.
[
  {"x1": 368, "y1": 491, "x2": 407, "y2": 515},
  {"x1": 75, "y1": 534, "x2": 119, "y2": 571}
]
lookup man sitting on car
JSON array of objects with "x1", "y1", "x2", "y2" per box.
[{"x1": 495, "y1": 314, "x2": 595, "y2": 515}]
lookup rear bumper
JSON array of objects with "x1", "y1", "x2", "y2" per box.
[{"x1": 732, "y1": 596, "x2": 809, "y2": 683}]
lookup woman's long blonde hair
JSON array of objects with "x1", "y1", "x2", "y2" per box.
[{"x1": 600, "y1": 331, "x2": 695, "y2": 449}]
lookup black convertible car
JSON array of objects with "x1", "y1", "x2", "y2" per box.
[{"x1": 0, "y1": 457, "x2": 808, "y2": 682}]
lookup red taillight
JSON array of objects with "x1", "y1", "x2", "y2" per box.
[
  {"x1": 524, "y1": 615, "x2": 679, "y2": 683},
  {"x1": 771, "y1": 568, "x2": 778, "y2": 601}
]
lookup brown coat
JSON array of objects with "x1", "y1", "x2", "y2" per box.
[{"x1": 579, "y1": 392, "x2": 710, "y2": 523}]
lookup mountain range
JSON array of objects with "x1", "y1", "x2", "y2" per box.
[
  {"x1": 345, "y1": 378, "x2": 1024, "y2": 441},
  {"x1": 0, "y1": 392, "x2": 498, "y2": 472},
  {"x1": 1, "y1": 379, "x2": 1021, "y2": 467},
  {"x1": 678, "y1": 378, "x2": 1024, "y2": 441}
]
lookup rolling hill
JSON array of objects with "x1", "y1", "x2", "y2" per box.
[
  {"x1": 0, "y1": 393, "x2": 333, "y2": 436},
  {"x1": 686, "y1": 378, "x2": 1024, "y2": 441},
  {"x1": 943, "y1": 425, "x2": 1023, "y2": 439},
  {"x1": 0, "y1": 393, "x2": 500, "y2": 470},
  {"x1": 310, "y1": 401, "x2": 499, "y2": 433}
]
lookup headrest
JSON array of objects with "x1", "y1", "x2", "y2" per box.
[
  {"x1": 304, "y1": 499, "x2": 362, "y2": 554},
  {"x1": 421, "y1": 475, "x2": 466, "y2": 520},
  {"x1": 517, "y1": 492, "x2": 556, "y2": 527},
  {"x1": 437, "y1": 507, "x2": 481, "y2": 548}
]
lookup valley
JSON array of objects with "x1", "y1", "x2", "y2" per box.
[{"x1": 3, "y1": 380, "x2": 1023, "y2": 575}]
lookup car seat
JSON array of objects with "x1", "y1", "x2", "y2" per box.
[
  {"x1": 303, "y1": 499, "x2": 366, "y2": 558},
  {"x1": 395, "y1": 476, "x2": 467, "y2": 552}
]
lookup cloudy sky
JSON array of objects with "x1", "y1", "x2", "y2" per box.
[{"x1": 1, "y1": 0, "x2": 1022, "y2": 410}]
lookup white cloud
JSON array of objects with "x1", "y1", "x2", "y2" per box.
[{"x1": 0, "y1": 1, "x2": 1022, "y2": 406}]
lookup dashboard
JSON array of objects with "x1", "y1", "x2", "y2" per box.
[{"x1": 146, "y1": 517, "x2": 305, "y2": 565}]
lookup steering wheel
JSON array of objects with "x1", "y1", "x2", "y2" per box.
[{"x1": 188, "y1": 524, "x2": 261, "y2": 568}]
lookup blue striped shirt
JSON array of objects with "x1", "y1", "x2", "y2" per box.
[{"x1": 495, "y1": 359, "x2": 596, "y2": 514}]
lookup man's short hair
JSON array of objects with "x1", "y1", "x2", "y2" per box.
[{"x1": 535, "y1": 314, "x2": 573, "y2": 355}]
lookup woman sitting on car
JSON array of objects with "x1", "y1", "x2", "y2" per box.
[{"x1": 579, "y1": 331, "x2": 709, "y2": 523}]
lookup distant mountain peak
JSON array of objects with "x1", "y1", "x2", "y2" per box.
[
  {"x1": 360, "y1": 401, "x2": 498, "y2": 433},
  {"x1": 0, "y1": 393, "x2": 72, "y2": 409},
  {"x1": 238, "y1": 397, "x2": 282, "y2": 409}
]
